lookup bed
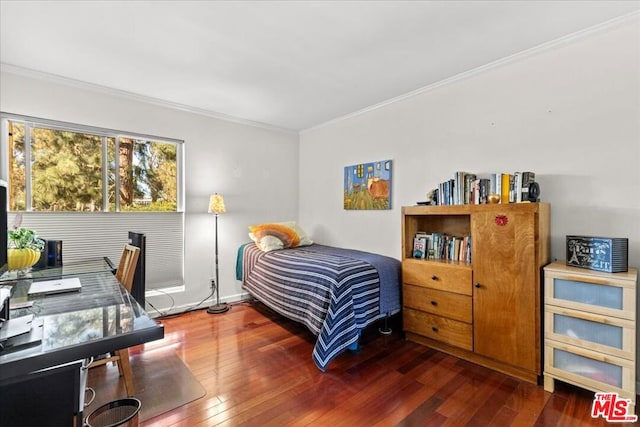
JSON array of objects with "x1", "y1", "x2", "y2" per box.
[{"x1": 237, "y1": 242, "x2": 401, "y2": 371}]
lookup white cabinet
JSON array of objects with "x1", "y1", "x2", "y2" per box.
[{"x1": 543, "y1": 262, "x2": 637, "y2": 413}]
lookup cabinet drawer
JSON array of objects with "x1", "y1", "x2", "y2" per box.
[
  {"x1": 545, "y1": 306, "x2": 635, "y2": 360},
  {"x1": 545, "y1": 272, "x2": 635, "y2": 320},
  {"x1": 404, "y1": 284, "x2": 472, "y2": 323},
  {"x1": 404, "y1": 307, "x2": 472, "y2": 350},
  {"x1": 545, "y1": 340, "x2": 634, "y2": 393},
  {"x1": 402, "y1": 260, "x2": 472, "y2": 295}
]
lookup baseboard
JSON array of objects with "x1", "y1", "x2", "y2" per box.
[
  {"x1": 146, "y1": 291, "x2": 253, "y2": 318},
  {"x1": 145, "y1": 285, "x2": 186, "y2": 297}
]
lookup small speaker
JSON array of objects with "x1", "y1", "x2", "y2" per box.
[
  {"x1": 527, "y1": 182, "x2": 540, "y2": 202},
  {"x1": 47, "y1": 240, "x2": 63, "y2": 267},
  {"x1": 35, "y1": 241, "x2": 49, "y2": 269}
]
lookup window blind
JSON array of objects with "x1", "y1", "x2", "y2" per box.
[{"x1": 9, "y1": 212, "x2": 184, "y2": 290}]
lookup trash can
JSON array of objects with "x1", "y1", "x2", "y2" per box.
[{"x1": 84, "y1": 397, "x2": 141, "y2": 427}]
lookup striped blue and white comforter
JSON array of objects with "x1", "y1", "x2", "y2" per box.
[{"x1": 241, "y1": 243, "x2": 401, "y2": 371}]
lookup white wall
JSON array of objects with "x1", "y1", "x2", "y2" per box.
[
  {"x1": 0, "y1": 69, "x2": 299, "y2": 314},
  {"x1": 299, "y1": 16, "x2": 640, "y2": 270},
  {"x1": 299, "y1": 16, "x2": 640, "y2": 384}
]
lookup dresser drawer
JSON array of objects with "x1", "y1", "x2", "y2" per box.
[
  {"x1": 545, "y1": 270, "x2": 636, "y2": 319},
  {"x1": 545, "y1": 340, "x2": 634, "y2": 393},
  {"x1": 545, "y1": 306, "x2": 635, "y2": 360},
  {"x1": 402, "y1": 260, "x2": 472, "y2": 295},
  {"x1": 404, "y1": 307, "x2": 472, "y2": 350},
  {"x1": 404, "y1": 284, "x2": 472, "y2": 323}
]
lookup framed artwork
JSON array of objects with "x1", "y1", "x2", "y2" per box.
[{"x1": 344, "y1": 160, "x2": 392, "y2": 210}]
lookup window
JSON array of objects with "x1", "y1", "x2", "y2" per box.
[
  {"x1": 1, "y1": 113, "x2": 185, "y2": 292},
  {"x1": 6, "y1": 119, "x2": 178, "y2": 212},
  {"x1": 116, "y1": 137, "x2": 177, "y2": 212}
]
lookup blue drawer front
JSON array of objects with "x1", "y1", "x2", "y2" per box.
[
  {"x1": 553, "y1": 279, "x2": 622, "y2": 310},
  {"x1": 554, "y1": 348, "x2": 622, "y2": 387},
  {"x1": 554, "y1": 314, "x2": 623, "y2": 349}
]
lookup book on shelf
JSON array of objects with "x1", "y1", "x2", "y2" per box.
[
  {"x1": 452, "y1": 236, "x2": 461, "y2": 261},
  {"x1": 495, "y1": 173, "x2": 501, "y2": 200},
  {"x1": 479, "y1": 178, "x2": 490, "y2": 204},
  {"x1": 425, "y1": 234, "x2": 434, "y2": 259},
  {"x1": 464, "y1": 173, "x2": 476, "y2": 205},
  {"x1": 471, "y1": 178, "x2": 490, "y2": 205},
  {"x1": 431, "y1": 232, "x2": 442, "y2": 259},
  {"x1": 454, "y1": 171, "x2": 476, "y2": 206},
  {"x1": 521, "y1": 171, "x2": 536, "y2": 202},
  {"x1": 501, "y1": 173, "x2": 511, "y2": 204},
  {"x1": 471, "y1": 179, "x2": 478, "y2": 205},
  {"x1": 413, "y1": 234, "x2": 428, "y2": 259},
  {"x1": 489, "y1": 174, "x2": 497, "y2": 197},
  {"x1": 438, "y1": 179, "x2": 455, "y2": 206},
  {"x1": 453, "y1": 172, "x2": 461, "y2": 205},
  {"x1": 465, "y1": 235, "x2": 472, "y2": 263}
]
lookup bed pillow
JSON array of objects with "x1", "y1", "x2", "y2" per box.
[{"x1": 249, "y1": 222, "x2": 313, "y2": 252}]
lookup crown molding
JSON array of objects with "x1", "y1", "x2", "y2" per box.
[
  {"x1": 301, "y1": 10, "x2": 640, "y2": 135},
  {"x1": 0, "y1": 63, "x2": 298, "y2": 135},
  {"x1": 2, "y1": 9, "x2": 637, "y2": 137}
]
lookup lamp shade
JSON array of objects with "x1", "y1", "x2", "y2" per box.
[{"x1": 208, "y1": 194, "x2": 226, "y2": 214}]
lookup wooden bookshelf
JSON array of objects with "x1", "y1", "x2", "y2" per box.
[{"x1": 401, "y1": 203, "x2": 550, "y2": 383}]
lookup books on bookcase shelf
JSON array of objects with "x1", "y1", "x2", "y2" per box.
[
  {"x1": 413, "y1": 232, "x2": 471, "y2": 263},
  {"x1": 427, "y1": 171, "x2": 537, "y2": 206}
]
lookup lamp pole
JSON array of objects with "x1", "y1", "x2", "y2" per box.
[{"x1": 207, "y1": 211, "x2": 229, "y2": 314}]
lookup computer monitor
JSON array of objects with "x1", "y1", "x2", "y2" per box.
[
  {"x1": 0, "y1": 180, "x2": 7, "y2": 276},
  {"x1": 0, "y1": 180, "x2": 7, "y2": 323}
]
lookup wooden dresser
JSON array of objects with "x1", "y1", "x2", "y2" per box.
[{"x1": 401, "y1": 203, "x2": 550, "y2": 383}]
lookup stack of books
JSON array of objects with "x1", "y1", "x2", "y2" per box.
[
  {"x1": 413, "y1": 231, "x2": 471, "y2": 263},
  {"x1": 430, "y1": 171, "x2": 537, "y2": 205}
]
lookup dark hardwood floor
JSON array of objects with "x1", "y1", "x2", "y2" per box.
[{"x1": 89, "y1": 301, "x2": 636, "y2": 426}]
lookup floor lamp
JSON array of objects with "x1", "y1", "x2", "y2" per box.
[{"x1": 207, "y1": 193, "x2": 229, "y2": 314}]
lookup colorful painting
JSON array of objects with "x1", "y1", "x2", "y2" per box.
[{"x1": 344, "y1": 160, "x2": 392, "y2": 210}]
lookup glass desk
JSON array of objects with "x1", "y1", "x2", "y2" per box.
[
  {"x1": 0, "y1": 265, "x2": 164, "y2": 427},
  {"x1": 0, "y1": 256, "x2": 115, "y2": 284},
  {"x1": 0, "y1": 267, "x2": 163, "y2": 380}
]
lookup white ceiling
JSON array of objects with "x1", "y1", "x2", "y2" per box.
[{"x1": 1, "y1": 1, "x2": 639, "y2": 131}]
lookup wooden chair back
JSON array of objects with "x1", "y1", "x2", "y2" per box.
[
  {"x1": 89, "y1": 244, "x2": 141, "y2": 396},
  {"x1": 116, "y1": 244, "x2": 140, "y2": 292}
]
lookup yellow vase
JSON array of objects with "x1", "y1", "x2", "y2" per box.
[{"x1": 7, "y1": 248, "x2": 41, "y2": 270}]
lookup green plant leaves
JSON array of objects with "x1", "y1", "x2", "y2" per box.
[{"x1": 7, "y1": 227, "x2": 45, "y2": 251}]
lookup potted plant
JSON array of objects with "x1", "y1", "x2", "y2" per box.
[{"x1": 7, "y1": 227, "x2": 45, "y2": 270}]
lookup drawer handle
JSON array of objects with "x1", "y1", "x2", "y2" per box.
[
  {"x1": 431, "y1": 326, "x2": 438, "y2": 332},
  {"x1": 431, "y1": 275, "x2": 439, "y2": 281},
  {"x1": 558, "y1": 310, "x2": 608, "y2": 324},
  {"x1": 430, "y1": 300, "x2": 438, "y2": 306},
  {"x1": 475, "y1": 283, "x2": 482, "y2": 288}
]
